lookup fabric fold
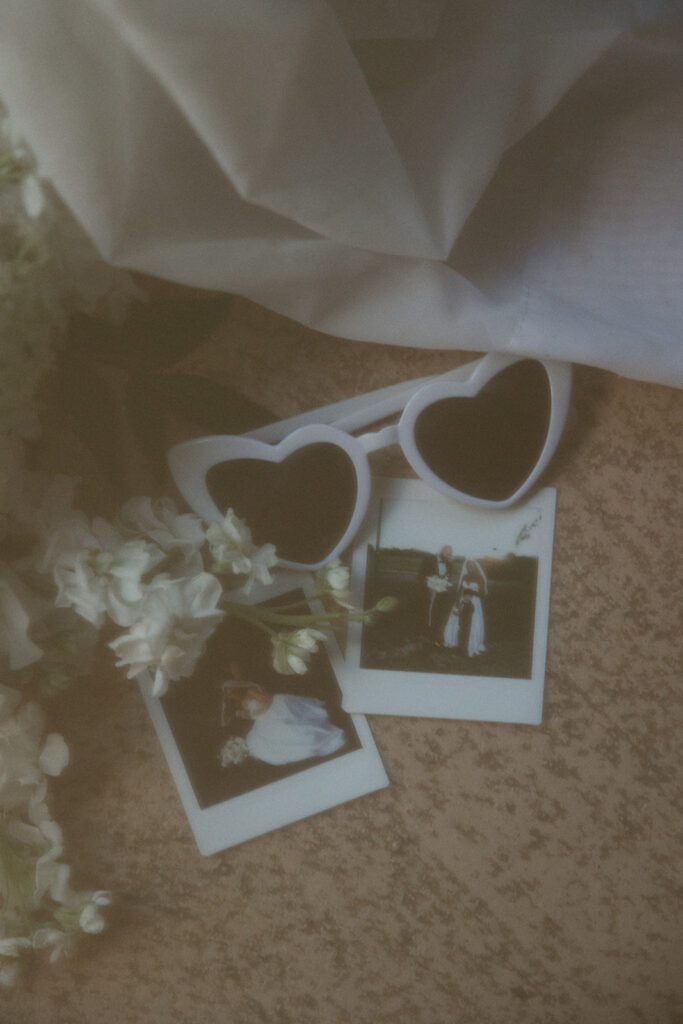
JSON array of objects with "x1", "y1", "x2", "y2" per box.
[{"x1": 0, "y1": 0, "x2": 680, "y2": 384}]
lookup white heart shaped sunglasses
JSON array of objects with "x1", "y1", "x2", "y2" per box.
[{"x1": 168, "y1": 353, "x2": 571, "y2": 570}]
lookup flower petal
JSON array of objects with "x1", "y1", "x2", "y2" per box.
[{"x1": 39, "y1": 733, "x2": 69, "y2": 777}]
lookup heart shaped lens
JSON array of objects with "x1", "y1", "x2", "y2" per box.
[
  {"x1": 206, "y1": 442, "x2": 358, "y2": 566},
  {"x1": 413, "y1": 359, "x2": 552, "y2": 502}
]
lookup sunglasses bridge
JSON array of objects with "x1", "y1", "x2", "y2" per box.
[{"x1": 354, "y1": 423, "x2": 401, "y2": 454}]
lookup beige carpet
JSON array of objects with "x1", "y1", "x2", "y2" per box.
[{"x1": 5, "y1": 293, "x2": 682, "y2": 1024}]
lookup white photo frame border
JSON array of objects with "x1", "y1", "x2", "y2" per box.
[
  {"x1": 340, "y1": 480, "x2": 557, "y2": 725},
  {"x1": 139, "y1": 573, "x2": 389, "y2": 855}
]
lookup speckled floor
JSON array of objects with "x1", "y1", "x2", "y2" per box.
[{"x1": 6, "y1": 292, "x2": 682, "y2": 1024}]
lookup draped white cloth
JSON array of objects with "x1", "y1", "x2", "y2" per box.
[{"x1": 1, "y1": 1, "x2": 681, "y2": 385}]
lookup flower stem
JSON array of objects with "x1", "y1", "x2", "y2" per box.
[{"x1": 221, "y1": 600, "x2": 369, "y2": 628}]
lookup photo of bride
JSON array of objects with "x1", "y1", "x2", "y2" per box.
[
  {"x1": 218, "y1": 679, "x2": 347, "y2": 768},
  {"x1": 160, "y1": 589, "x2": 360, "y2": 809}
]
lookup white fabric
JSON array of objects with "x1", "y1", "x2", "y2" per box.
[
  {"x1": 443, "y1": 605, "x2": 460, "y2": 650},
  {"x1": 1, "y1": 1, "x2": 681, "y2": 385},
  {"x1": 466, "y1": 597, "x2": 486, "y2": 658},
  {"x1": 245, "y1": 694, "x2": 346, "y2": 766}
]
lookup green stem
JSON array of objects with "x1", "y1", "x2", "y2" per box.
[
  {"x1": 247, "y1": 596, "x2": 318, "y2": 613},
  {"x1": 236, "y1": 614, "x2": 277, "y2": 639},
  {"x1": 241, "y1": 589, "x2": 346, "y2": 614},
  {"x1": 221, "y1": 600, "x2": 369, "y2": 629}
]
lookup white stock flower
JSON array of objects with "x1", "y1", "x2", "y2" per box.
[
  {"x1": 0, "y1": 933, "x2": 31, "y2": 987},
  {"x1": 0, "y1": 696, "x2": 47, "y2": 813},
  {"x1": 119, "y1": 497, "x2": 206, "y2": 573},
  {"x1": 41, "y1": 515, "x2": 165, "y2": 628},
  {"x1": 19, "y1": 173, "x2": 45, "y2": 219},
  {"x1": 0, "y1": 688, "x2": 103, "y2": 968},
  {"x1": 78, "y1": 892, "x2": 111, "y2": 935},
  {"x1": 207, "y1": 510, "x2": 277, "y2": 591},
  {"x1": 38, "y1": 733, "x2": 69, "y2": 777},
  {"x1": 31, "y1": 926, "x2": 77, "y2": 963},
  {"x1": 246, "y1": 541, "x2": 279, "y2": 589},
  {"x1": 271, "y1": 628, "x2": 325, "y2": 675},
  {"x1": 109, "y1": 573, "x2": 224, "y2": 696},
  {"x1": 320, "y1": 561, "x2": 349, "y2": 592},
  {"x1": 0, "y1": 937, "x2": 31, "y2": 958},
  {"x1": 314, "y1": 560, "x2": 355, "y2": 609},
  {"x1": 34, "y1": 855, "x2": 70, "y2": 907}
]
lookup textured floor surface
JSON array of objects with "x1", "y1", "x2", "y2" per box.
[{"x1": 4, "y1": 294, "x2": 682, "y2": 1024}]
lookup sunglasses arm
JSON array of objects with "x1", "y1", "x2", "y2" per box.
[{"x1": 244, "y1": 357, "x2": 484, "y2": 443}]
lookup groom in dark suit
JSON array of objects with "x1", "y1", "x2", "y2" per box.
[{"x1": 420, "y1": 545, "x2": 457, "y2": 641}]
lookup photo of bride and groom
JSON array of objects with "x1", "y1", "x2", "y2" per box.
[
  {"x1": 345, "y1": 482, "x2": 554, "y2": 718},
  {"x1": 424, "y1": 547, "x2": 487, "y2": 658},
  {"x1": 359, "y1": 539, "x2": 539, "y2": 680}
]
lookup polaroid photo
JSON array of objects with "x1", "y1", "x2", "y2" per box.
[
  {"x1": 340, "y1": 479, "x2": 556, "y2": 724},
  {"x1": 139, "y1": 576, "x2": 388, "y2": 855}
]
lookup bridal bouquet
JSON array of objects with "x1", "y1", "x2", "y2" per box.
[
  {"x1": 0, "y1": 105, "x2": 389, "y2": 984},
  {"x1": 426, "y1": 575, "x2": 451, "y2": 593}
]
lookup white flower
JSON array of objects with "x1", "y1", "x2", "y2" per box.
[
  {"x1": 0, "y1": 695, "x2": 47, "y2": 813},
  {"x1": 41, "y1": 515, "x2": 165, "y2": 628},
  {"x1": 0, "y1": 689, "x2": 104, "y2": 967},
  {"x1": 34, "y1": 856, "x2": 71, "y2": 906},
  {"x1": 31, "y1": 926, "x2": 77, "y2": 963},
  {"x1": 246, "y1": 541, "x2": 279, "y2": 590},
  {"x1": 38, "y1": 733, "x2": 69, "y2": 777},
  {"x1": 118, "y1": 497, "x2": 205, "y2": 573},
  {"x1": 0, "y1": 937, "x2": 31, "y2": 958},
  {"x1": 206, "y1": 510, "x2": 251, "y2": 573},
  {"x1": 19, "y1": 174, "x2": 45, "y2": 219},
  {"x1": 271, "y1": 628, "x2": 325, "y2": 675},
  {"x1": 109, "y1": 573, "x2": 224, "y2": 696},
  {"x1": 314, "y1": 559, "x2": 355, "y2": 609},
  {"x1": 207, "y1": 510, "x2": 277, "y2": 591},
  {"x1": 0, "y1": 933, "x2": 31, "y2": 987},
  {"x1": 32, "y1": 890, "x2": 111, "y2": 958},
  {"x1": 78, "y1": 893, "x2": 111, "y2": 935}
]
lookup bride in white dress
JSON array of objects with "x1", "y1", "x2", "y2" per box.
[
  {"x1": 220, "y1": 682, "x2": 346, "y2": 766},
  {"x1": 457, "y1": 559, "x2": 487, "y2": 657},
  {"x1": 442, "y1": 603, "x2": 460, "y2": 649}
]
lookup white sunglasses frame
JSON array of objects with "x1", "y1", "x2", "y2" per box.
[{"x1": 168, "y1": 352, "x2": 571, "y2": 570}]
